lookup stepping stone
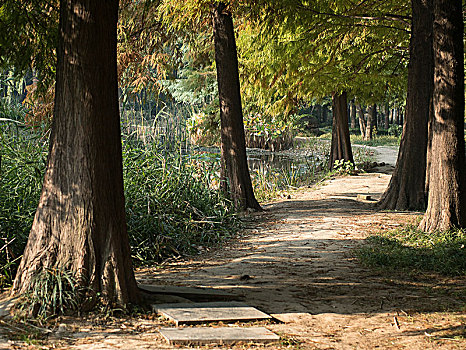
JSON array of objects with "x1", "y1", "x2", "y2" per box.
[
  {"x1": 139, "y1": 284, "x2": 239, "y2": 302},
  {"x1": 159, "y1": 327, "x2": 279, "y2": 345},
  {"x1": 153, "y1": 301, "x2": 272, "y2": 326}
]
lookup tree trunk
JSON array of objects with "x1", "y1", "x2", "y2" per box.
[
  {"x1": 350, "y1": 100, "x2": 357, "y2": 129},
  {"x1": 212, "y1": 3, "x2": 261, "y2": 211},
  {"x1": 419, "y1": 0, "x2": 466, "y2": 232},
  {"x1": 322, "y1": 105, "x2": 328, "y2": 124},
  {"x1": 329, "y1": 92, "x2": 354, "y2": 169},
  {"x1": 12, "y1": 0, "x2": 140, "y2": 306},
  {"x1": 315, "y1": 104, "x2": 322, "y2": 125},
  {"x1": 384, "y1": 103, "x2": 390, "y2": 130},
  {"x1": 379, "y1": 0, "x2": 433, "y2": 211},
  {"x1": 356, "y1": 104, "x2": 366, "y2": 139},
  {"x1": 394, "y1": 108, "x2": 400, "y2": 125},
  {"x1": 364, "y1": 104, "x2": 375, "y2": 140}
]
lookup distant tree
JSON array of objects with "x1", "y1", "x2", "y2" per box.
[
  {"x1": 12, "y1": 0, "x2": 141, "y2": 306},
  {"x1": 356, "y1": 103, "x2": 366, "y2": 139},
  {"x1": 349, "y1": 100, "x2": 357, "y2": 129},
  {"x1": 160, "y1": 0, "x2": 261, "y2": 211},
  {"x1": 237, "y1": 0, "x2": 410, "y2": 169},
  {"x1": 419, "y1": 0, "x2": 465, "y2": 231},
  {"x1": 212, "y1": 2, "x2": 261, "y2": 210},
  {"x1": 364, "y1": 104, "x2": 376, "y2": 141},
  {"x1": 329, "y1": 91, "x2": 353, "y2": 169}
]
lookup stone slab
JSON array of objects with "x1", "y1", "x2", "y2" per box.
[
  {"x1": 159, "y1": 327, "x2": 279, "y2": 345},
  {"x1": 357, "y1": 194, "x2": 372, "y2": 200},
  {"x1": 153, "y1": 301, "x2": 272, "y2": 326},
  {"x1": 139, "y1": 284, "x2": 238, "y2": 302}
]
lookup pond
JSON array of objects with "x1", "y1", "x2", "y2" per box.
[{"x1": 191, "y1": 139, "x2": 374, "y2": 201}]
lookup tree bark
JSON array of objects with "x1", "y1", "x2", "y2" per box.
[
  {"x1": 384, "y1": 103, "x2": 389, "y2": 130},
  {"x1": 212, "y1": 3, "x2": 261, "y2": 211},
  {"x1": 379, "y1": 0, "x2": 433, "y2": 211},
  {"x1": 12, "y1": 0, "x2": 140, "y2": 306},
  {"x1": 356, "y1": 104, "x2": 366, "y2": 139},
  {"x1": 329, "y1": 92, "x2": 354, "y2": 169},
  {"x1": 419, "y1": 0, "x2": 466, "y2": 232}
]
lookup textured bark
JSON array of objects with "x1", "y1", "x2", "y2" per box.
[
  {"x1": 329, "y1": 92, "x2": 354, "y2": 169},
  {"x1": 212, "y1": 3, "x2": 261, "y2": 211},
  {"x1": 12, "y1": 0, "x2": 140, "y2": 306},
  {"x1": 349, "y1": 100, "x2": 357, "y2": 129},
  {"x1": 419, "y1": 0, "x2": 466, "y2": 232},
  {"x1": 356, "y1": 104, "x2": 366, "y2": 139},
  {"x1": 379, "y1": 0, "x2": 433, "y2": 211}
]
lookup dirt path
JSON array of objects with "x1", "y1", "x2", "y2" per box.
[
  {"x1": 7, "y1": 149, "x2": 465, "y2": 349},
  {"x1": 135, "y1": 172, "x2": 464, "y2": 349}
]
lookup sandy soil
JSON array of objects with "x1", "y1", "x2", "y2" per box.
[{"x1": 4, "y1": 161, "x2": 466, "y2": 349}]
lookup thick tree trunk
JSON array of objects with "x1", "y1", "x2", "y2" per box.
[
  {"x1": 356, "y1": 104, "x2": 366, "y2": 139},
  {"x1": 329, "y1": 92, "x2": 354, "y2": 169},
  {"x1": 419, "y1": 0, "x2": 466, "y2": 232},
  {"x1": 379, "y1": 0, "x2": 433, "y2": 211},
  {"x1": 212, "y1": 3, "x2": 261, "y2": 211},
  {"x1": 349, "y1": 100, "x2": 357, "y2": 129},
  {"x1": 12, "y1": 0, "x2": 140, "y2": 306}
]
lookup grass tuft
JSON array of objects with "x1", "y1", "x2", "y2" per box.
[{"x1": 357, "y1": 225, "x2": 466, "y2": 276}]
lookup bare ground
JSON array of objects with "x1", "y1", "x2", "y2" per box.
[{"x1": 5, "y1": 166, "x2": 466, "y2": 349}]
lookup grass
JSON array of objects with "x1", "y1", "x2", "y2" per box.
[
  {"x1": 123, "y1": 142, "x2": 239, "y2": 265},
  {"x1": 357, "y1": 225, "x2": 466, "y2": 276},
  {"x1": 319, "y1": 126, "x2": 401, "y2": 147},
  {"x1": 0, "y1": 122, "x2": 47, "y2": 289},
  {"x1": 350, "y1": 134, "x2": 401, "y2": 146}
]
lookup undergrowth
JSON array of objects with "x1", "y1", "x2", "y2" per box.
[
  {"x1": 0, "y1": 122, "x2": 239, "y2": 288},
  {"x1": 357, "y1": 225, "x2": 466, "y2": 276},
  {"x1": 0, "y1": 122, "x2": 46, "y2": 289},
  {"x1": 123, "y1": 142, "x2": 238, "y2": 265}
]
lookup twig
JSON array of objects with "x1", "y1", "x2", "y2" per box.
[{"x1": 393, "y1": 316, "x2": 400, "y2": 330}]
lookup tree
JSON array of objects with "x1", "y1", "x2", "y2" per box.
[
  {"x1": 379, "y1": 0, "x2": 433, "y2": 211},
  {"x1": 419, "y1": 0, "x2": 466, "y2": 232},
  {"x1": 0, "y1": 1, "x2": 58, "y2": 90},
  {"x1": 356, "y1": 103, "x2": 366, "y2": 139},
  {"x1": 11, "y1": 0, "x2": 140, "y2": 306},
  {"x1": 329, "y1": 91, "x2": 354, "y2": 169},
  {"x1": 212, "y1": 2, "x2": 261, "y2": 210}
]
